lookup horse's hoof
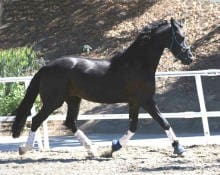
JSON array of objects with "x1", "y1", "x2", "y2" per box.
[
  {"x1": 112, "y1": 140, "x2": 122, "y2": 152},
  {"x1": 87, "y1": 145, "x2": 98, "y2": 157},
  {"x1": 100, "y1": 150, "x2": 113, "y2": 158},
  {"x1": 172, "y1": 141, "x2": 185, "y2": 156},
  {"x1": 87, "y1": 151, "x2": 96, "y2": 158},
  {"x1": 18, "y1": 144, "x2": 33, "y2": 155}
]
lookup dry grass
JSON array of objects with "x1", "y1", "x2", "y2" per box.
[
  {"x1": 103, "y1": 0, "x2": 220, "y2": 71},
  {"x1": 1, "y1": 0, "x2": 219, "y2": 72}
]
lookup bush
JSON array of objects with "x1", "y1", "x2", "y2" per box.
[
  {"x1": 0, "y1": 83, "x2": 25, "y2": 115},
  {"x1": 0, "y1": 47, "x2": 44, "y2": 116},
  {"x1": 0, "y1": 47, "x2": 43, "y2": 77}
]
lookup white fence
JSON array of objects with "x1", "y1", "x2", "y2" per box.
[{"x1": 1, "y1": 69, "x2": 220, "y2": 149}]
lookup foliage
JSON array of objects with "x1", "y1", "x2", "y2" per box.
[
  {"x1": 0, "y1": 83, "x2": 24, "y2": 115},
  {"x1": 82, "y1": 44, "x2": 93, "y2": 54},
  {"x1": 0, "y1": 47, "x2": 43, "y2": 77},
  {"x1": 0, "y1": 47, "x2": 44, "y2": 116}
]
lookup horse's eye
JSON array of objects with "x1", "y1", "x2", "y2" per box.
[{"x1": 181, "y1": 47, "x2": 187, "y2": 52}]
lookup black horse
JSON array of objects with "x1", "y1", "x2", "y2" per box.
[{"x1": 12, "y1": 18, "x2": 193, "y2": 156}]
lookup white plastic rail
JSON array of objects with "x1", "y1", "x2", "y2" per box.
[{"x1": 1, "y1": 69, "x2": 220, "y2": 149}]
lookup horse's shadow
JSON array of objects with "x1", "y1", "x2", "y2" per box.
[
  {"x1": 140, "y1": 165, "x2": 195, "y2": 172},
  {"x1": 0, "y1": 157, "x2": 79, "y2": 164},
  {"x1": 0, "y1": 154, "x2": 112, "y2": 164},
  {"x1": 140, "y1": 163, "x2": 220, "y2": 173}
]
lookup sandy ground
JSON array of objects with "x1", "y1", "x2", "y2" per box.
[{"x1": 0, "y1": 144, "x2": 220, "y2": 175}]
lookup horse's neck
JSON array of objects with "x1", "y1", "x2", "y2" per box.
[
  {"x1": 125, "y1": 42, "x2": 165, "y2": 72},
  {"x1": 148, "y1": 45, "x2": 165, "y2": 72}
]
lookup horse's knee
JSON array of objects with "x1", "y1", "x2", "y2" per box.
[
  {"x1": 64, "y1": 119, "x2": 71, "y2": 129},
  {"x1": 159, "y1": 118, "x2": 170, "y2": 130},
  {"x1": 163, "y1": 123, "x2": 170, "y2": 130},
  {"x1": 31, "y1": 106, "x2": 55, "y2": 131},
  {"x1": 31, "y1": 117, "x2": 41, "y2": 132},
  {"x1": 145, "y1": 104, "x2": 171, "y2": 130},
  {"x1": 64, "y1": 120, "x2": 77, "y2": 133}
]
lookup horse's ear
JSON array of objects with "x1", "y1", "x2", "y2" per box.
[
  {"x1": 170, "y1": 17, "x2": 175, "y2": 27},
  {"x1": 171, "y1": 18, "x2": 185, "y2": 28},
  {"x1": 170, "y1": 17, "x2": 180, "y2": 30},
  {"x1": 178, "y1": 18, "x2": 185, "y2": 27}
]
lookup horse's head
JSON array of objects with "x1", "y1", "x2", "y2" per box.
[{"x1": 168, "y1": 18, "x2": 193, "y2": 65}]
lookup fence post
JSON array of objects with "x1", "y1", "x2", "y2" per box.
[
  {"x1": 195, "y1": 75, "x2": 210, "y2": 143},
  {"x1": 43, "y1": 120, "x2": 50, "y2": 150}
]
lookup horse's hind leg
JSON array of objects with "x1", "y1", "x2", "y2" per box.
[
  {"x1": 64, "y1": 96, "x2": 81, "y2": 133},
  {"x1": 141, "y1": 99, "x2": 185, "y2": 155},
  {"x1": 64, "y1": 96, "x2": 97, "y2": 157},
  {"x1": 112, "y1": 102, "x2": 139, "y2": 152},
  {"x1": 19, "y1": 99, "x2": 63, "y2": 155}
]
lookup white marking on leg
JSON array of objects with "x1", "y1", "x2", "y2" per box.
[
  {"x1": 119, "y1": 130, "x2": 135, "y2": 146},
  {"x1": 74, "y1": 129, "x2": 97, "y2": 156},
  {"x1": 19, "y1": 130, "x2": 36, "y2": 155},
  {"x1": 165, "y1": 127, "x2": 177, "y2": 143},
  {"x1": 26, "y1": 130, "x2": 36, "y2": 146}
]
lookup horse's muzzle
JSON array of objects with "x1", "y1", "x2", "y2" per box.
[
  {"x1": 181, "y1": 51, "x2": 193, "y2": 65},
  {"x1": 181, "y1": 58, "x2": 193, "y2": 65}
]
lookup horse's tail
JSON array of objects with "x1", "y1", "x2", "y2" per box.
[{"x1": 12, "y1": 71, "x2": 41, "y2": 138}]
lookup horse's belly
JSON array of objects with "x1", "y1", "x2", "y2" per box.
[
  {"x1": 82, "y1": 95, "x2": 127, "y2": 104},
  {"x1": 68, "y1": 81, "x2": 127, "y2": 103},
  {"x1": 78, "y1": 89, "x2": 127, "y2": 103}
]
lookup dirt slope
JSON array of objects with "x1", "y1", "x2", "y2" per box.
[{"x1": 1, "y1": 0, "x2": 219, "y2": 72}]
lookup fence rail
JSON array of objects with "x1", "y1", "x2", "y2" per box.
[{"x1": 1, "y1": 69, "x2": 220, "y2": 149}]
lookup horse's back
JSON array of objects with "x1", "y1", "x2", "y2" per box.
[
  {"x1": 38, "y1": 56, "x2": 124, "y2": 102},
  {"x1": 52, "y1": 57, "x2": 129, "y2": 103}
]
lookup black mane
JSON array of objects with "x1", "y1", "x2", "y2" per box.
[
  {"x1": 136, "y1": 20, "x2": 169, "y2": 43},
  {"x1": 141, "y1": 20, "x2": 169, "y2": 35},
  {"x1": 111, "y1": 20, "x2": 169, "y2": 61}
]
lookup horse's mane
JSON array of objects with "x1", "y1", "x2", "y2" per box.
[
  {"x1": 136, "y1": 19, "x2": 169, "y2": 43},
  {"x1": 111, "y1": 20, "x2": 169, "y2": 61}
]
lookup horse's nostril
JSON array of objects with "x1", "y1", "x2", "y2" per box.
[
  {"x1": 181, "y1": 57, "x2": 193, "y2": 65},
  {"x1": 186, "y1": 58, "x2": 193, "y2": 65}
]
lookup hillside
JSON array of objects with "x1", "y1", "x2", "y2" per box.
[{"x1": 0, "y1": 0, "x2": 219, "y2": 72}]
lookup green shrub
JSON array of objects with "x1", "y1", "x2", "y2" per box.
[
  {"x1": 0, "y1": 47, "x2": 44, "y2": 116},
  {"x1": 0, "y1": 47, "x2": 43, "y2": 77},
  {"x1": 0, "y1": 83, "x2": 25, "y2": 115}
]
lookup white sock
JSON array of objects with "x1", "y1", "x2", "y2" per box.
[
  {"x1": 75, "y1": 129, "x2": 97, "y2": 156},
  {"x1": 165, "y1": 127, "x2": 177, "y2": 143},
  {"x1": 119, "y1": 130, "x2": 135, "y2": 146},
  {"x1": 74, "y1": 129, "x2": 92, "y2": 148},
  {"x1": 26, "y1": 131, "x2": 36, "y2": 146}
]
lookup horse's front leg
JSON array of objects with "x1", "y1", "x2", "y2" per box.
[
  {"x1": 142, "y1": 100, "x2": 185, "y2": 155},
  {"x1": 112, "y1": 102, "x2": 139, "y2": 152}
]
